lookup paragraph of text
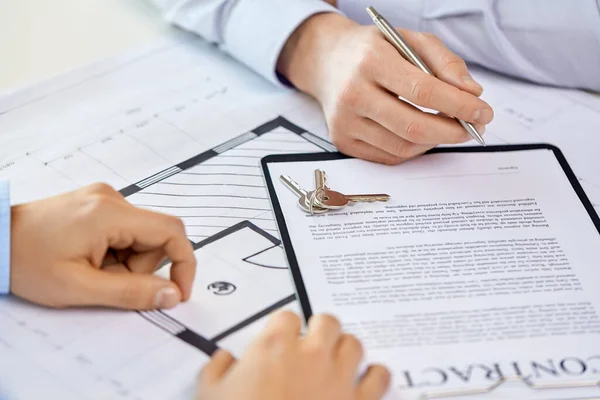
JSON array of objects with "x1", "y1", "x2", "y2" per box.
[
  {"x1": 310, "y1": 198, "x2": 548, "y2": 240},
  {"x1": 320, "y1": 238, "x2": 569, "y2": 285},
  {"x1": 344, "y1": 302, "x2": 600, "y2": 349}
]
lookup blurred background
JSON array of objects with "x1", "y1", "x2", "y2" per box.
[{"x1": 0, "y1": 0, "x2": 173, "y2": 93}]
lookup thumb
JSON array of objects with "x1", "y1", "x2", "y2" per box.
[
  {"x1": 196, "y1": 350, "x2": 236, "y2": 399},
  {"x1": 198, "y1": 349, "x2": 236, "y2": 388},
  {"x1": 71, "y1": 265, "x2": 183, "y2": 310},
  {"x1": 356, "y1": 364, "x2": 391, "y2": 400}
]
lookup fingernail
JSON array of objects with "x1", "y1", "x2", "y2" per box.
[
  {"x1": 154, "y1": 287, "x2": 180, "y2": 309},
  {"x1": 476, "y1": 124, "x2": 486, "y2": 135},
  {"x1": 463, "y1": 75, "x2": 483, "y2": 92},
  {"x1": 473, "y1": 108, "x2": 493, "y2": 124}
]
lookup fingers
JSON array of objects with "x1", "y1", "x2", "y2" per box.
[
  {"x1": 362, "y1": 90, "x2": 484, "y2": 145},
  {"x1": 335, "y1": 118, "x2": 434, "y2": 164},
  {"x1": 356, "y1": 364, "x2": 391, "y2": 400},
  {"x1": 168, "y1": 246, "x2": 196, "y2": 301},
  {"x1": 304, "y1": 313, "x2": 342, "y2": 350},
  {"x1": 335, "y1": 139, "x2": 405, "y2": 165},
  {"x1": 257, "y1": 310, "x2": 302, "y2": 343},
  {"x1": 125, "y1": 249, "x2": 167, "y2": 274},
  {"x1": 102, "y1": 249, "x2": 166, "y2": 274},
  {"x1": 67, "y1": 264, "x2": 183, "y2": 310},
  {"x1": 374, "y1": 39, "x2": 493, "y2": 125},
  {"x1": 198, "y1": 349, "x2": 236, "y2": 389},
  {"x1": 401, "y1": 30, "x2": 483, "y2": 96},
  {"x1": 335, "y1": 334, "x2": 364, "y2": 378},
  {"x1": 81, "y1": 182, "x2": 127, "y2": 200},
  {"x1": 92, "y1": 198, "x2": 196, "y2": 300},
  {"x1": 101, "y1": 263, "x2": 129, "y2": 274}
]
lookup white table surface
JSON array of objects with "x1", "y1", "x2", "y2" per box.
[{"x1": 0, "y1": 0, "x2": 174, "y2": 93}]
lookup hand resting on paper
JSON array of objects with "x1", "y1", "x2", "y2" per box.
[
  {"x1": 196, "y1": 311, "x2": 391, "y2": 400},
  {"x1": 8, "y1": 185, "x2": 390, "y2": 399},
  {"x1": 9, "y1": 183, "x2": 196, "y2": 310}
]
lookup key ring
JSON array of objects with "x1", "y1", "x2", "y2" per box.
[{"x1": 308, "y1": 187, "x2": 326, "y2": 215}]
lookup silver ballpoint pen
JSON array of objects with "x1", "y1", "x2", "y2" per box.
[{"x1": 366, "y1": 6, "x2": 486, "y2": 146}]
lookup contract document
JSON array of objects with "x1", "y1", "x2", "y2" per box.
[
  {"x1": 1, "y1": 26, "x2": 599, "y2": 398},
  {"x1": 263, "y1": 146, "x2": 600, "y2": 400}
]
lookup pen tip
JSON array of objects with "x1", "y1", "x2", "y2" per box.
[{"x1": 472, "y1": 130, "x2": 486, "y2": 146}]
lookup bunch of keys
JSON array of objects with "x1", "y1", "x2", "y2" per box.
[{"x1": 280, "y1": 169, "x2": 390, "y2": 215}]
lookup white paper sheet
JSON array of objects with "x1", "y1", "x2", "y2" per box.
[
  {"x1": 266, "y1": 149, "x2": 600, "y2": 400},
  {"x1": 470, "y1": 66, "x2": 600, "y2": 211}
]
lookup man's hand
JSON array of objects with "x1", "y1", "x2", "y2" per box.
[
  {"x1": 10, "y1": 183, "x2": 196, "y2": 310},
  {"x1": 196, "y1": 311, "x2": 390, "y2": 400},
  {"x1": 278, "y1": 13, "x2": 494, "y2": 164}
]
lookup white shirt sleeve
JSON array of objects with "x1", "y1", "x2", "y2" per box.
[
  {"x1": 339, "y1": 0, "x2": 600, "y2": 92},
  {"x1": 149, "y1": 0, "x2": 339, "y2": 85},
  {"x1": 0, "y1": 180, "x2": 10, "y2": 295}
]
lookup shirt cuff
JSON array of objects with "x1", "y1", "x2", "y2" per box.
[
  {"x1": 0, "y1": 181, "x2": 10, "y2": 295},
  {"x1": 222, "y1": 0, "x2": 340, "y2": 86},
  {"x1": 338, "y1": 0, "x2": 424, "y2": 31}
]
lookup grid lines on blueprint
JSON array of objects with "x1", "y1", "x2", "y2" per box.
[
  {"x1": 124, "y1": 116, "x2": 332, "y2": 358},
  {"x1": 122, "y1": 116, "x2": 335, "y2": 243}
]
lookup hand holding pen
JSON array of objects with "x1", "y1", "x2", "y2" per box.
[
  {"x1": 278, "y1": 12, "x2": 493, "y2": 163},
  {"x1": 366, "y1": 6, "x2": 486, "y2": 146}
]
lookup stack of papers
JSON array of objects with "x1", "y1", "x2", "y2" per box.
[{"x1": 0, "y1": 31, "x2": 598, "y2": 399}]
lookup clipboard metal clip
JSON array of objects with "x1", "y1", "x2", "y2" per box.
[{"x1": 419, "y1": 375, "x2": 600, "y2": 399}]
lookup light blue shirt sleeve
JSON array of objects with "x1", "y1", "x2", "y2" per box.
[
  {"x1": 339, "y1": 0, "x2": 600, "y2": 92},
  {"x1": 0, "y1": 181, "x2": 10, "y2": 295},
  {"x1": 148, "y1": 0, "x2": 340, "y2": 85}
]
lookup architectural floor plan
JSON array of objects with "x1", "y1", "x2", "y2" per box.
[{"x1": 0, "y1": 116, "x2": 331, "y2": 400}]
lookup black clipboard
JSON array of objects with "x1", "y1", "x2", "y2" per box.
[{"x1": 261, "y1": 143, "x2": 600, "y2": 323}]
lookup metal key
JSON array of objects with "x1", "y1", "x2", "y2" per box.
[
  {"x1": 280, "y1": 175, "x2": 328, "y2": 214},
  {"x1": 311, "y1": 169, "x2": 390, "y2": 209}
]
